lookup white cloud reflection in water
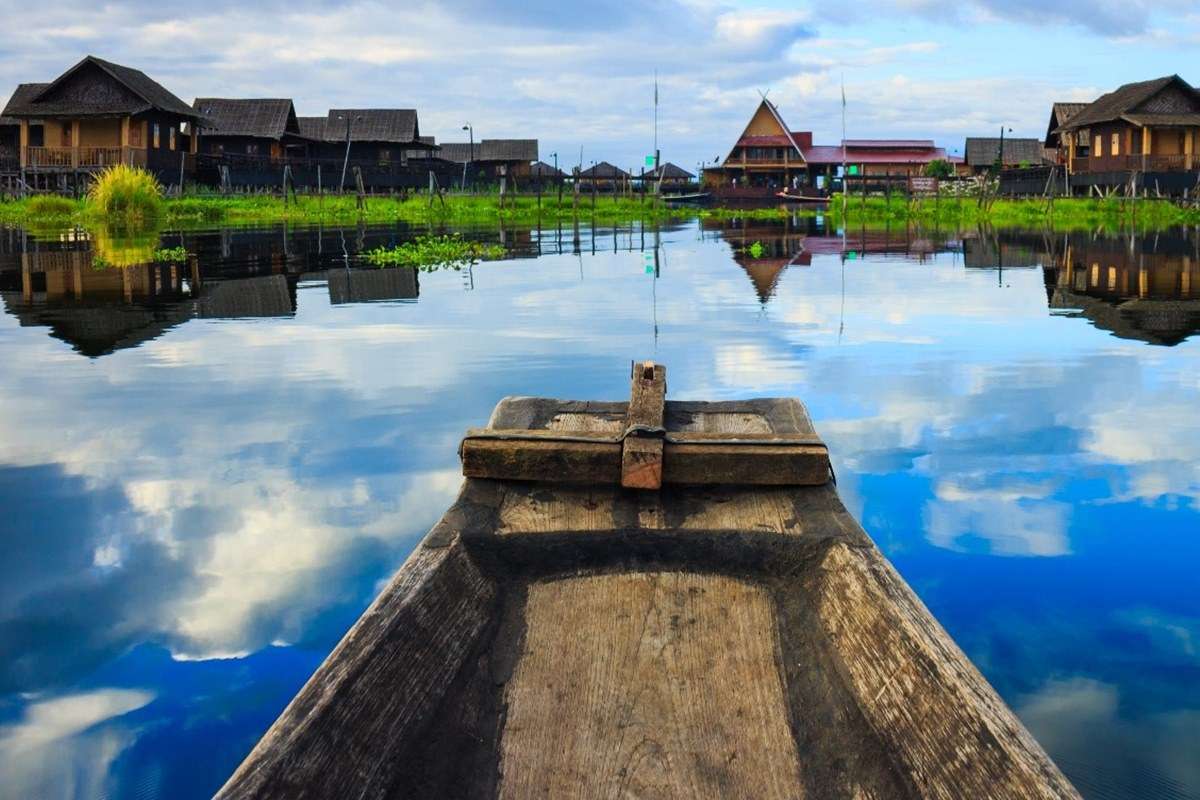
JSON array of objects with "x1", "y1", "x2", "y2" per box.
[{"x1": 0, "y1": 221, "x2": 1196, "y2": 799}]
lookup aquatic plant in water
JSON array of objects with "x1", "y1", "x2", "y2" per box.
[
  {"x1": 87, "y1": 164, "x2": 164, "y2": 223},
  {"x1": 153, "y1": 246, "x2": 189, "y2": 262},
  {"x1": 364, "y1": 235, "x2": 506, "y2": 270}
]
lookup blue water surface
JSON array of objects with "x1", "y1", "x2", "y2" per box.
[{"x1": 0, "y1": 218, "x2": 1196, "y2": 800}]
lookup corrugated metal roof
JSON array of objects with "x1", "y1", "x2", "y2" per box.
[
  {"x1": 801, "y1": 144, "x2": 947, "y2": 165},
  {"x1": 437, "y1": 139, "x2": 538, "y2": 163},
  {"x1": 296, "y1": 117, "x2": 328, "y2": 140},
  {"x1": 324, "y1": 109, "x2": 418, "y2": 143},
  {"x1": 965, "y1": 137, "x2": 1045, "y2": 166},
  {"x1": 193, "y1": 98, "x2": 299, "y2": 139},
  {"x1": 843, "y1": 139, "x2": 936, "y2": 149}
]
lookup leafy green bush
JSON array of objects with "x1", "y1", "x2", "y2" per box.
[
  {"x1": 26, "y1": 195, "x2": 78, "y2": 217},
  {"x1": 87, "y1": 164, "x2": 164, "y2": 222},
  {"x1": 923, "y1": 159, "x2": 954, "y2": 179}
]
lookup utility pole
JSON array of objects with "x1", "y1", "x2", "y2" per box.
[
  {"x1": 338, "y1": 113, "x2": 362, "y2": 194},
  {"x1": 462, "y1": 123, "x2": 474, "y2": 192}
]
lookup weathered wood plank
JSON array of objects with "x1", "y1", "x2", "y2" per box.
[
  {"x1": 214, "y1": 536, "x2": 498, "y2": 800},
  {"x1": 460, "y1": 430, "x2": 830, "y2": 487},
  {"x1": 497, "y1": 572, "x2": 804, "y2": 800},
  {"x1": 621, "y1": 361, "x2": 667, "y2": 489},
  {"x1": 804, "y1": 542, "x2": 1082, "y2": 800}
]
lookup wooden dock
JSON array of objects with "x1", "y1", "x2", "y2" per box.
[{"x1": 217, "y1": 363, "x2": 1080, "y2": 800}]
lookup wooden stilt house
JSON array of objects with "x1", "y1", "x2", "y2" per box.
[{"x1": 1, "y1": 56, "x2": 203, "y2": 182}]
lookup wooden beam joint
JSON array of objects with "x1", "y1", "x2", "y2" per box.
[{"x1": 620, "y1": 361, "x2": 667, "y2": 490}]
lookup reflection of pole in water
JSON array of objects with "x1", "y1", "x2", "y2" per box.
[{"x1": 653, "y1": 224, "x2": 661, "y2": 348}]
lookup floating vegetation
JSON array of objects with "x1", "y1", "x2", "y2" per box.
[
  {"x1": 153, "y1": 246, "x2": 189, "y2": 262},
  {"x1": 86, "y1": 165, "x2": 164, "y2": 223},
  {"x1": 363, "y1": 234, "x2": 506, "y2": 270}
]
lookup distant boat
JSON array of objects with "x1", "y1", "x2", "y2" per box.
[
  {"x1": 661, "y1": 191, "x2": 711, "y2": 205},
  {"x1": 776, "y1": 190, "x2": 829, "y2": 204}
]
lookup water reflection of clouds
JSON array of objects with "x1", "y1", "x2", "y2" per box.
[{"x1": 0, "y1": 223, "x2": 1198, "y2": 799}]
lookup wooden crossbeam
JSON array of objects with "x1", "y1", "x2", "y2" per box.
[{"x1": 458, "y1": 362, "x2": 831, "y2": 488}]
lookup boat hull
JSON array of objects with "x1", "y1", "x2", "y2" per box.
[{"x1": 217, "y1": 397, "x2": 1079, "y2": 800}]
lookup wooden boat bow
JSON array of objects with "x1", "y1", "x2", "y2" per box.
[{"x1": 216, "y1": 362, "x2": 1081, "y2": 800}]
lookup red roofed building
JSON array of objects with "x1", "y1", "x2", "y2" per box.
[{"x1": 704, "y1": 99, "x2": 954, "y2": 196}]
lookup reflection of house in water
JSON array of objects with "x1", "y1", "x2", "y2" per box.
[
  {"x1": 704, "y1": 217, "x2": 963, "y2": 304},
  {"x1": 963, "y1": 232, "x2": 1053, "y2": 271},
  {"x1": 0, "y1": 239, "x2": 299, "y2": 357},
  {"x1": 327, "y1": 267, "x2": 418, "y2": 305},
  {"x1": 1047, "y1": 231, "x2": 1200, "y2": 345}
]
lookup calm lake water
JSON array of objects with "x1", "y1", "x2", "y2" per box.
[{"x1": 0, "y1": 217, "x2": 1197, "y2": 800}]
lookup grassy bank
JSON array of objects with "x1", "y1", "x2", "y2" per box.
[
  {"x1": 0, "y1": 192, "x2": 701, "y2": 229},
  {"x1": 7, "y1": 190, "x2": 1199, "y2": 232},
  {"x1": 829, "y1": 194, "x2": 1200, "y2": 230}
]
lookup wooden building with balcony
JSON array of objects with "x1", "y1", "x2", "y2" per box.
[
  {"x1": 1057, "y1": 75, "x2": 1200, "y2": 181},
  {"x1": 1, "y1": 56, "x2": 203, "y2": 184},
  {"x1": 705, "y1": 99, "x2": 951, "y2": 197}
]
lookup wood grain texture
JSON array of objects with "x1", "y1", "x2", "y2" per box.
[
  {"x1": 220, "y1": 396, "x2": 1079, "y2": 800},
  {"x1": 215, "y1": 537, "x2": 498, "y2": 800},
  {"x1": 498, "y1": 572, "x2": 804, "y2": 800},
  {"x1": 806, "y1": 542, "x2": 1082, "y2": 800},
  {"x1": 620, "y1": 361, "x2": 667, "y2": 489}
]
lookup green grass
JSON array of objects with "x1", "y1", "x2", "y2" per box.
[
  {"x1": 829, "y1": 194, "x2": 1200, "y2": 230},
  {"x1": 363, "y1": 234, "x2": 506, "y2": 270},
  {"x1": 86, "y1": 165, "x2": 164, "y2": 224},
  {"x1": 5, "y1": 187, "x2": 1199, "y2": 233}
]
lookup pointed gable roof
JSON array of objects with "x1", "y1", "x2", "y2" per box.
[
  {"x1": 1045, "y1": 102, "x2": 1087, "y2": 146},
  {"x1": 725, "y1": 99, "x2": 806, "y2": 164},
  {"x1": 192, "y1": 98, "x2": 302, "y2": 139},
  {"x1": 324, "y1": 109, "x2": 418, "y2": 143},
  {"x1": 1059, "y1": 75, "x2": 1200, "y2": 131},
  {"x1": 4, "y1": 56, "x2": 199, "y2": 120},
  {"x1": 578, "y1": 161, "x2": 630, "y2": 179}
]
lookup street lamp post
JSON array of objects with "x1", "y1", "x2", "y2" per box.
[
  {"x1": 338, "y1": 113, "x2": 363, "y2": 193},
  {"x1": 552, "y1": 151, "x2": 560, "y2": 204},
  {"x1": 461, "y1": 123, "x2": 474, "y2": 191}
]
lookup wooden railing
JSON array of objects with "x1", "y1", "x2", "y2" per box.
[
  {"x1": 1072, "y1": 154, "x2": 1194, "y2": 174},
  {"x1": 23, "y1": 146, "x2": 148, "y2": 170}
]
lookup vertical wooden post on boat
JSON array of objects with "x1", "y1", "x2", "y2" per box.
[{"x1": 620, "y1": 361, "x2": 666, "y2": 490}]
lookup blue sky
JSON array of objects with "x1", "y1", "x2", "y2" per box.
[{"x1": 1, "y1": 0, "x2": 1198, "y2": 168}]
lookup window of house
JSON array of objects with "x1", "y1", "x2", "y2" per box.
[
  {"x1": 246, "y1": 143, "x2": 260, "y2": 156},
  {"x1": 61, "y1": 124, "x2": 72, "y2": 147},
  {"x1": 1094, "y1": 135, "x2": 1103, "y2": 156},
  {"x1": 379, "y1": 148, "x2": 391, "y2": 163},
  {"x1": 153, "y1": 124, "x2": 160, "y2": 149},
  {"x1": 1111, "y1": 133, "x2": 1120, "y2": 156},
  {"x1": 169, "y1": 127, "x2": 176, "y2": 151},
  {"x1": 130, "y1": 124, "x2": 142, "y2": 147}
]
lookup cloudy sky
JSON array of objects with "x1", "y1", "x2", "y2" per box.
[{"x1": 1, "y1": 1, "x2": 1200, "y2": 169}]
